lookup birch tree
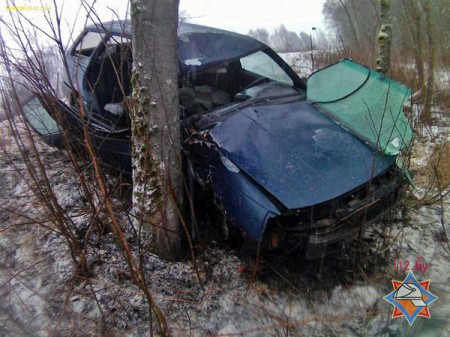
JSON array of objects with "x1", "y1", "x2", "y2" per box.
[
  {"x1": 375, "y1": 0, "x2": 392, "y2": 73},
  {"x1": 130, "y1": 0, "x2": 182, "y2": 260}
]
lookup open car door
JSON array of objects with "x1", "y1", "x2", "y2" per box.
[
  {"x1": 22, "y1": 94, "x2": 64, "y2": 147},
  {"x1": 22, "y1": 94, "x2": 132, "y2": 174}
]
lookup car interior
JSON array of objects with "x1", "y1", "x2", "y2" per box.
[{"x1": 82, "y1": 34, "x2": 297, "y2": 129}]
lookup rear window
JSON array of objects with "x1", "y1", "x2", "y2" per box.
[{"x1": 307, "y1": 59, "x2": 412, "y2": 156}]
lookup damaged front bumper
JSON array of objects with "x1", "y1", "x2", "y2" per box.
[{"x1": 263, "y1": 167, "x2": 403, "y2": 259}]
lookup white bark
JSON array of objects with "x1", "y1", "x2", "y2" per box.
[
  {"x1": 131, "y1": 0, "x2": 181, "y2": 260},
  {"x1": 376, "y1": 0, "x2": 392, "y2": 73}
]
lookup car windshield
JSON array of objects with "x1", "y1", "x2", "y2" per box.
[{"x1": 307, "y1": 59, "x2": 413, "y2": 156}]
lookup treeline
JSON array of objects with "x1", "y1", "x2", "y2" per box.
[
  {"x1": 1, "y1": 44, "x2": 63, "y2": 100},
  {"x1": 322, "y1": 0, "x2": 449, "y2": 90},
  {"x1": 249, "y1": 0, "x2": 448, "y2": 122},
  {"x1": 248, "y1": 25, "x2": 329, "y2": 53}
]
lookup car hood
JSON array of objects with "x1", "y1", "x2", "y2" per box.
[{"x1": 210, "y1": 99, "x2": 396, "y2": 210}]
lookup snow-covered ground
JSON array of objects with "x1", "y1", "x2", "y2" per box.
[
  {"x1": 279, "y1": 50, "x2": 333, "y2": 78},
  {"x1": 1, "y1": 73, "x2": 450, "y2": 336}
]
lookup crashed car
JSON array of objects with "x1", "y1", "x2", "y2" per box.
[{"x1": 23, "y1": 20, "x2": 413, "y2": 259}]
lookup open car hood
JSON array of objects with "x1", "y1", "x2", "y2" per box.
[{"x1": 210, "y1": 99, "x2": 396, "y2": 210}]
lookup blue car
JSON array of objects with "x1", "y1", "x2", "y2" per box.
[{"x1": 23, "y1": 20, "x2": 413, "y2": 259}]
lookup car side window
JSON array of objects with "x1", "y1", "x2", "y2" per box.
[
  {"x1": 240, "y1": 51, "x2": 293, "y2": 86},
  {"x1": 72, "y1": 31, "x2": 105, "y2": 57}
]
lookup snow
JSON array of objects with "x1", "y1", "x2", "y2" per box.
[
  {"x1": 1, "y1": 95, "x2": 450, "y2": 336},
  {"x1": 280, "y1": 52, "x2": 313, "y2": 77},
  {"x1": 279, "y1": 50, "x2": 332, "y2": 78},
  {"x1": 436, "y1": 69, "x2": 450, "y2": 89}
]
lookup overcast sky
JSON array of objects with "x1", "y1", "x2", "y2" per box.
[
  {"x1": 179, "y1": 0, "x2": 326, "y2": 34},
  {"x1": 0, "y1": 0, "x2": 327, "y2": 47}
]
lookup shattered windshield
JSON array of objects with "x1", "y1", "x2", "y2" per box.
[{"x1": 307, "y1": 59, "x2": 413, "y2": 156}]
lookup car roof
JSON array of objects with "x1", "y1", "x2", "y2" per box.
[
  {"x1": 84, "y1": 19, "x2": 263, "y2": 47},
  {"x1": 84, "y1": 20, "x2": 265, "y2": 73}
]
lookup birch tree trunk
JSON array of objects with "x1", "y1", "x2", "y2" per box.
[
  {"x1": 422, "y1": 0, "x2": 435, "y2": 124},
  {"x1": 130, "y1": 0, "x2": 181, "y2": 261},
  {"x1": 375, "y1": 0, "x2": 392, "y2": 73}
]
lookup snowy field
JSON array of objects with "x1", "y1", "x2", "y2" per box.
[{"x1": 0, "y1": 57, "x2": 449, "y2": 336}]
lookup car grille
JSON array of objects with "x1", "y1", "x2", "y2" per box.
[{"x1": 264, "y1": 166, "x2": 404, "y2": 259}]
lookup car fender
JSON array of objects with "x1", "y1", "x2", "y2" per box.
[{"x1": 209, "y1": 151, "x2": 280, "y2": 241}]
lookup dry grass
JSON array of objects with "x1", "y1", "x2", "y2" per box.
[
  {"x1": 313, "y1": 47, "x2": 376, "y2": 71},
  {"x1": 429, "y1": 140, "x2": 450, "y2": 188}
]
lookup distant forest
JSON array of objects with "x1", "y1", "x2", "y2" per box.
[{"x1": 248, "y1": 0, "x2": 449, "y2": 64}]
